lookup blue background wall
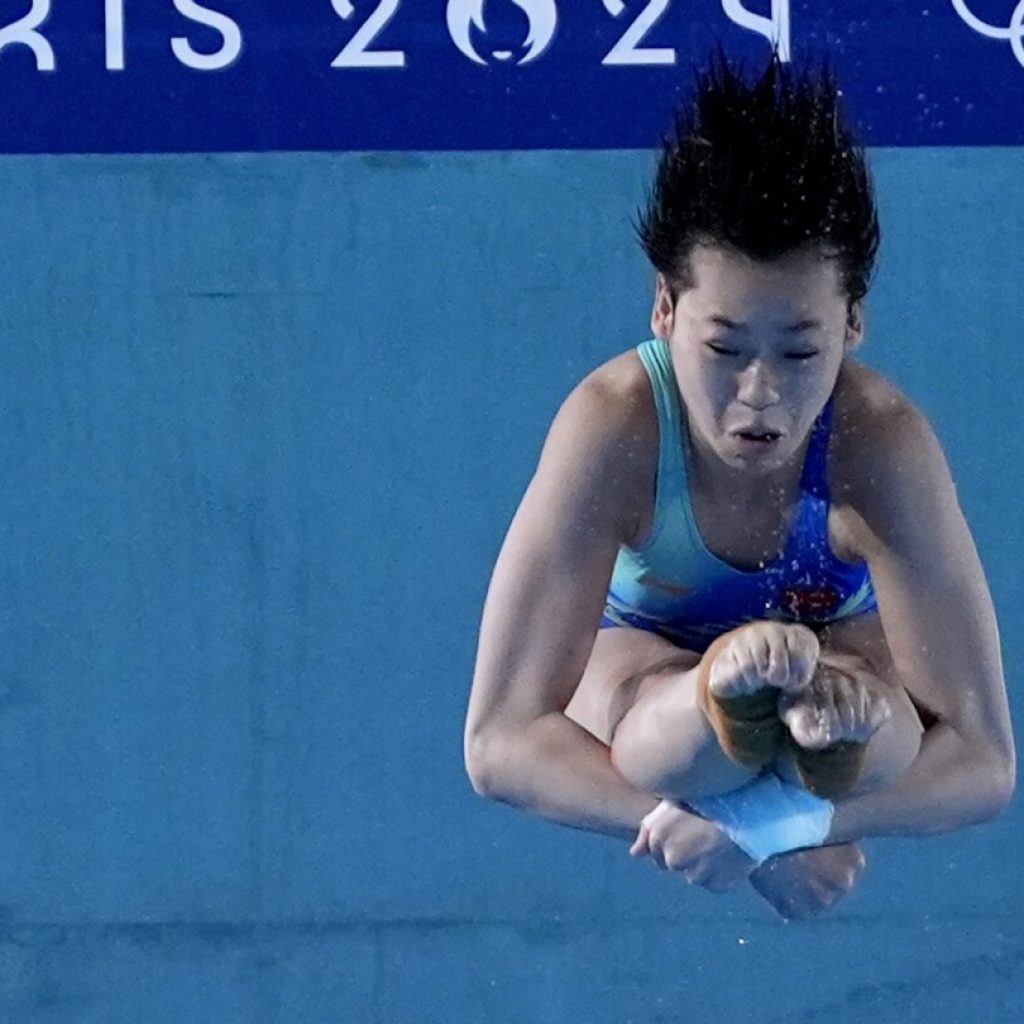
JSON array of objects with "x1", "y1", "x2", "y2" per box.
[{"x1": 0, "y1": 147, "x2": 1022, "y2": 1021}]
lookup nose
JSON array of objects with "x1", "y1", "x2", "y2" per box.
[{"x1": 736, "y1": 359, "x2": 780, "y2": 410}]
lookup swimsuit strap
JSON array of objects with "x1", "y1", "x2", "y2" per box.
[{"x1": 799, "y1": 396, "x2": 834, "y2": 502}]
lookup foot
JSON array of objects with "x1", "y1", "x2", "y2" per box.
[
  {"x1": 706, "y1": 621, "x2": 820, "y2": 702},
  {"x1": 779, "y1": 664, "x2": 892, "y2": 798},
  {"x1": 699, "y1": 622, "x2": 820, "y2": 769}
]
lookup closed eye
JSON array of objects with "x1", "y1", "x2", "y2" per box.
[
  {"x1": 784, "y1": 350, "x2": 820, "y2": 361},
  {"x1": 706, "y1": 342, "x2": 740, "y2": 357}
]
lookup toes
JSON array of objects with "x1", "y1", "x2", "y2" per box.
[
  {"x1": 708, "y1": 624, "x2": 829, "y2": 699},
  {"x1": 752, "y1": 632, "x2": 775, "y2": 680},
  {"x1": 764, "y1": 634, "x2": 793, "y2": 688},
  {"x1": 780, "y1": 703, "x2": 832, "y2": 750},
  {"x1": 709, "y1": 644, "x2": 766, "y2": 697},
  {"x1": 868, "y1": 693, "x2": 893, "y2": 732},
  {"x1": 708, "y1": 649, "x2": 743, "y2": 696},
  {"x1": 833, "y1": 676, "x2": 891, "y2": 742},
  {"x1": 781, "y1": 672, "x2": 894, "y2": 749},
  {"x1": 833, "y1": 675, "x2": 861, "y2": 735},
  {"x1": 783, "y1": 625, "x2": 820, "y2": 687}
]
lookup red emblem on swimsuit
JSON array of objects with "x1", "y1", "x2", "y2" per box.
[{"x1": 781, "y1": 586, "x2": 840, "y2": 622}]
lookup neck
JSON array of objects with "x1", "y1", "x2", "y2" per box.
[{"x1": 685, "y1": 419, "x2": 809, "y2": 508}]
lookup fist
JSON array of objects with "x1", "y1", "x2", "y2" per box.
[{"x1": 750, "y1": 842, "x2": 867, "y2": 920}]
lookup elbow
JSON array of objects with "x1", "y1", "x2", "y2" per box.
[
  {"x1": 972, "y1": 750, "x2": 1016, "y2": 824},
  {"x1": 464, "y1": 727, "x2": 505, "y2": 801},
  {"x1": 988, "y1": 753, "x2": 1016, "y2": 819}
]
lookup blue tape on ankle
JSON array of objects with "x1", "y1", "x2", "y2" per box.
[{"x1": 687, "y1": 773, "x2": 834, "y2": 864}]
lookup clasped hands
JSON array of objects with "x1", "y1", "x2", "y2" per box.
[{"x1": 630, "y1": 799, "x2": 865, "y2": 921}]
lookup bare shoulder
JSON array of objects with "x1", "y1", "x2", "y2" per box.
[
  {"x1": 551, "y1": 349, "x2": 658, "y2": 545},
  {"x1": 568, "y1": 348, "x2": 657, "y2": 438},
  {"x1": 829, "y1": 359, "x2": 957, "y2": 551}
]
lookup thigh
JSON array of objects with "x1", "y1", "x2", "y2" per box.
[{"x1": 565, "y1": 625, "x2": 700, "y2": 744}]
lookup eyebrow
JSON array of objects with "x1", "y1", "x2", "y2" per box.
[{"x1": 707, "y1": 315, "x2": 822, "y2": 333}]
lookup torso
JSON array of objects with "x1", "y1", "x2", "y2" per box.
[{"x1": 596, "y1": 348, "x2": 902, "y2": 572}]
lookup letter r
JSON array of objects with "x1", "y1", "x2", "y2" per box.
[{"x1": 0, "y1": 0, "x2": 55, "y2": 71}]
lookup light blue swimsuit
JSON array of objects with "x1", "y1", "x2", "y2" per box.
[{"x1": 600, "y1": 339, "x2": 877, "y2": 652}]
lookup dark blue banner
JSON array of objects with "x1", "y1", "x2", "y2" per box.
[{"x1": 1, "y1": 1, "x2": 1023, "y2": 152}]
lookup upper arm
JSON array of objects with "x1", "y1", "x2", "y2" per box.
[
  {"x1": 465, "y1": 373, "x2": 646, "y2": 749},
  {"x1": 844, "y1": 402, "x2": 1014, "y2": 770}
]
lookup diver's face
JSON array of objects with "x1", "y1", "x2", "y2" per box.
[{"x1": 651, "y1": 244, "x2": 861, "y2": 475}]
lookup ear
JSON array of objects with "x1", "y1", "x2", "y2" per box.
[
  {"x1": 651, "y1": 274, "x2": 675, "y2": 341},
  {"x1": 844, "y1": 302, "x2": 865, "y2": 351}
]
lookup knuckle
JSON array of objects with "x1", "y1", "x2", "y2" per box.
[{"x1": 664, "y1": 851, "x2": 686, "y2": 872}]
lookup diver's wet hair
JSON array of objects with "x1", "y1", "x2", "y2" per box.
[{"x1": 638, "y1": 52, "x2": 880, "y2": 305}]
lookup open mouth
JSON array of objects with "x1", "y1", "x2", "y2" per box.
[{"x1": 735, "y1": 430, "x2": 781, "y2": 444}]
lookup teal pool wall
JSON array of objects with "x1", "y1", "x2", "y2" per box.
[{"x1": 0, "y1": 148, "x2": 1022, "y2": 1021}]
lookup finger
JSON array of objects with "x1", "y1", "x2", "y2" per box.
[
  {"x1": 642, "y1": 829, "x2": 669, "y2": 869},
  {"x1": 629, "y1": 825, "x2": 650, "y2": 858}
]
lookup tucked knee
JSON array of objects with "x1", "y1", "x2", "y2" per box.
[{"x1": 606, "y1": 656, "x2": 697, "y2": 747}]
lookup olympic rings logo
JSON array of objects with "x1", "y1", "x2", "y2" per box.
[{"x1": 951, "y1": 0, "x2": 1024, "y2": 67}]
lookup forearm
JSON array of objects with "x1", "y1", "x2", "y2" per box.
[
  {"x1": 826, "y1": 721, "x2": 1014, "y2": 843},
  {"x1": 468, "y1": 712, "x2": 660, "y2": 841}
]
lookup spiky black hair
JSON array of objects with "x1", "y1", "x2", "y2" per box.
[{"x1": 638, "y1": 52, "x2": 880, "y2": 305}]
